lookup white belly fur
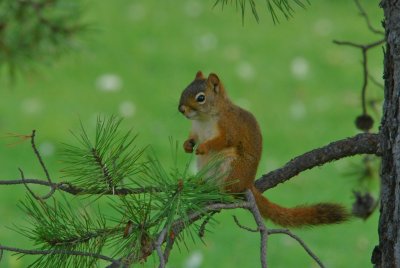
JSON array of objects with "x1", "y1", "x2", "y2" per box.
[
  {"x1": 192, "y1": 118, "x2": 219, "y2": 144},
  {"x1": 192, "y1": 119, "x2": 237, "y2": 184},
  {"x1": 192, "y1": 117, "x2": 219, "y2": 172}
]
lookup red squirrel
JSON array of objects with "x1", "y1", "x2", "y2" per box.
[{"x1": 178, "y1": 71, "x2": 349, "y2": 227}]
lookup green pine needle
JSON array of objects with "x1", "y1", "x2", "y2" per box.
[
  {"x1": 105, "y1": 147, "x2": 236, "y2": 260},
  {"x1": 13, "y1": 116, "x2": 239, "y2": 266},
  {"x1": 214, "y1": 0, "x2": 310, "y2": 24},
  {"x1": 0, "y1": 0, "x2": 86, "y2": 81},
  {"x1": 108, "y1": 195, "x2": 155, "y2": 261},
  {"x1": 137, "y1": 150, "x2": 235, "y2": 245},
  {"x1": 61, "y1": 116, "x2": 147, "y2": 194},
  {"x1": 16, "y1": 195, "x2": 119, "y2": 268}
]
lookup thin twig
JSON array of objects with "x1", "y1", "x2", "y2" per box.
[
  {"x1": 24, "y1": 130, "x2": 58, "y2": 199},
  {"x1": 40, "y1": 186, "x2": 57, "y2": 199},
  {"x1": 333, "y1": 39, "x2": 385, "y2": 50},
  {"x1": 232, "y1": 215, "x2": 259, "y2": 232},
  {"x1": 245, "y1": 190, "x2": 268, "y2": 268},
  {"x1": 19, "y1": 168, "x2": 42, "y2": 200},
  {"x1": 0, "y1": 178, "x2": 55, "y2": 187},
  {"x1": 354, "y1": 0, "x2": 385, "y2": 35},
  {"x1": 333, "y1": 39, "x2": 385, "y2": 115},
  {"x1": 199, "y1": 211, "x2": 218, "y2": 238},
  {"x1": 268, "y1": 229, "x2": 325, "y2": 268},
  {"x1": 30, "y1": 130, "x2": 52, "y2": 184},
  {"x1": 0, "y1": 244, "x2": 119, "y2": 264},
  {"x1": 361, "y1": 45, "x2": 368, "y2": 114}
]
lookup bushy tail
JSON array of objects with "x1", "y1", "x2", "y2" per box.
[{"x1": 250, "y1": 186, "x2": 349, "y2": 227}]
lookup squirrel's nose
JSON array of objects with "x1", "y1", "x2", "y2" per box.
[{"x1": 178, "y1": 105, "x2": 186, "y2": 114}]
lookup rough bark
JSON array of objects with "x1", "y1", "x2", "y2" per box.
[
  {"x1": 374, "y1": 1, "x2": 400, "y2": 267},
  {"x1": 255, "y1": 133, "x2": 380, "y2": 192}
]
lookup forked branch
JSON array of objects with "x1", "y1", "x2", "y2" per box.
[{"x1": 0, "y1": 131, "x2": 381, "y2": 267}]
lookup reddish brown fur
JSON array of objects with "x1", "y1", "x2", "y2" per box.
[
  {"x1": 179, "y1": 72, "x2": 349, "y2": 227},
  {"x1": 251, "y1": 186, "x2": 348, "y2": 227}
]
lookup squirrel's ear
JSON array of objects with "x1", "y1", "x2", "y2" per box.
[
  {"x1": 195, "y1": 71, "x2": 204, "y2": 80},
  {"x1": 207, "y1": 73, "x2": 220, "y2": 93}
]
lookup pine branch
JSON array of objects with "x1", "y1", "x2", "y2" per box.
[
  {"x1": 214, "y1": 0, "x2": 310, "y2": 23},
  {"x1": 0, "y1": 245, "x2": 119, "y2": 265},
  {"x1": 0, "y1": 0, "x2": 86, "y2": 81},
  {"x1": 61, "y1": 116, "x2": 147, "y2": 194},
  {"x1": 15, "y1": 196, "x2": 117, "y2": 267},
  {"x1": 0, "y1": 179, "x2": 161, "y2": 195},
  {"x1": 2, "y1": 133, "x2": 380, "y2": 197},
  {"x1": 2, "y1": 131, "x2": 381, "y2": 200},
  {"x1": 108, "y1": 195, "x2": 156, "y2": 262},
  {"x1": 0, "y1": 118, "x2": 382, "y2": 267}
]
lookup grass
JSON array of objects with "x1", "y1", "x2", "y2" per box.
[{"x1": 0, "y1": 0, "x2": 383, "y2": 267}]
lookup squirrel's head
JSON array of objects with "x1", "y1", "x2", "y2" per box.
[{"x1": 178, "y1": 71, "x2": 227, "y2": 120}]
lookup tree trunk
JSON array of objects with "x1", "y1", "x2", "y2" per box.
[{"x1": 374, "y1": 1, "x2": 400, "y2": 267}]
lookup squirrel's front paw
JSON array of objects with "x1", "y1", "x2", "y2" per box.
[
  {"x1": 195, "y1": 143, "x2": 208, "y2": 155},
  {"x1": 183, "y1": 139, "x2": 195, "y2": 153}
]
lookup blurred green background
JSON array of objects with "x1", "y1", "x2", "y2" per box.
[{"x1": 0, "y1": 0, "x2": 383, "y2": 267}]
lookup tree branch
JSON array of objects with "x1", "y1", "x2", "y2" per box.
[
  {"x1": 0, "y1": 244, "x2": 119, "y2": 265},
  {"x1": 245, "y1": 189, "x2": 268, "y2": 268},
  {"x1": 333, "y1": 39, "x2": 385, "y2": 50},
  {"x1": 0, "y1": 132, "x2": 382, "y2": 267},
  {"x1": 255, "y1": 133, "x2": 380, "y2": 192},
  {"x1": 156, "y1": 229, "x2": 167, "y2": 268},
  {"x1": 1, "y1": 198, "x2": 326, "y2": 268},
  {"x1": 2, "y1": 133, "x2": 380, "y2": 197},
  {"x1": 0, "y1": 179, "x2": 160, "y2": 196}
]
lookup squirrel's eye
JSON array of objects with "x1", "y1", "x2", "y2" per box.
[{"x1": 195, "y1": 93, "x2": 206, "y2": 104}]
